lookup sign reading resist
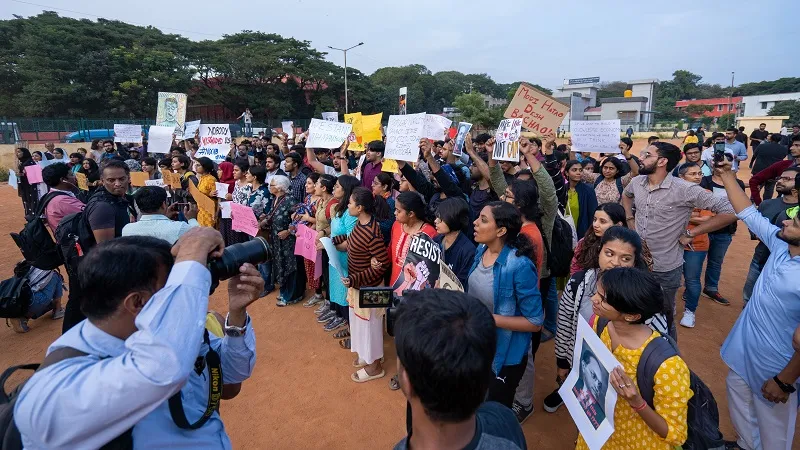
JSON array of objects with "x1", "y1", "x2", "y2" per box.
[{"x1": 305, "y1": 118, "x2": 353, "y2": 149}]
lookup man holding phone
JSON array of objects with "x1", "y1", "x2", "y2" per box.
[{"x1": 122, "y1": 186, "x2": 199, "y2": 245}]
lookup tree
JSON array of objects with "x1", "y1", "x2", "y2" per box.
[
  {"x1": 737, "y1": 78, "x2": 800, "y2": 96},
  {"x1": 597, "y1": 81, "x2": 628, "y2": 99},
  {"x1": 717, "y1": 113, "x2": 736, "y2": 130},
  {"x1": 503, "y1": 81, "x2": 552, "y2": 102},
  {"x1": 684, "y1": 104, "x2": 714, "y2": 116},
  {"x1": 452, "y1": 92, "x2": 504, "y2": 128},
  {"x1": 768, "y1": 100, "x2": 800, "y2": 125}
]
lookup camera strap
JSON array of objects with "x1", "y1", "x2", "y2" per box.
[{"x1": 168, "y1": 329, "x2": 223, "y2": 430}]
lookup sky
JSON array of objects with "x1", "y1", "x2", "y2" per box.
[{"x1": 4, "y1": 0, "x2": 798, "y2": 91}]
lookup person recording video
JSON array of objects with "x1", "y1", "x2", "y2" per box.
[{"x1": 13, "y1": 228, "x2": 265, "y2": 449}]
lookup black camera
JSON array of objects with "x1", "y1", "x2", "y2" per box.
[
  {"x1": 208, "y1": 237, "x2": 271, "y2": 294},
  {"x1": 383, "y1": 289, "x2": 415, "y2": 337},
  {"x1": 713, "y1": 142, "x2": 727, "y2": 163}
]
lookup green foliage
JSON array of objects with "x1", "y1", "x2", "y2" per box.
[
  {"x1": 736, "y1": 78, "x2": 800, "y2": 96},
  {"x1": 597, "y1": 81, "x2": 628, "y2": 99},
  {"x1": 452, "y1": 93, "x2": 504, "y2": 128},
  {"x1": 0, "y1": 167, "x2": 8, "y2": 183},
  {"x1": 717, "y1": 113, "x2": 736, "y2": 129},
  {"x1": 684, "y1": 104, "x2": 714, "y2": 115},
  {"x1": 768, "y1": 100, "x2": 800, "y2": 124}
]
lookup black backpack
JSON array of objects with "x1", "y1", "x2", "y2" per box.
[
  {"x1": 10, "y1": 192, "x2": 69, "y2": 270},
  {"x1": 596, "y1": 319, "x2": 724, "y2": 449},
  {"x1": 54, "y1": 211, "x2": 94, "y2": 278},
  {"x1": 0, "y1": 276, "x2": 32, "y2": 319},
  {"x1": 547, "y1": 214, "x2": 575, "y2": 277}
]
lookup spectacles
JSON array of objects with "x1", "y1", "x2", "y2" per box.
[{"x1": 788, "y1": 206, "x2": 799, "y2": 220}]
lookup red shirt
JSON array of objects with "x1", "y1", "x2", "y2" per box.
[{"x1": 45, "y1": 191, "x2": 85, "y2": 231}]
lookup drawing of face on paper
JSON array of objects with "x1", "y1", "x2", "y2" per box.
[
  {"x1": 156, "y1": 92, "x2": 187, "y2": 136},
  {"x1": 509, "y1": 119, "x2": 523, "y2": 141}
]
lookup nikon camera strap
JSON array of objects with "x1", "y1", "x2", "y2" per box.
[{"x1": 168, "y1": 330, "x2": 222, "y2": 430}]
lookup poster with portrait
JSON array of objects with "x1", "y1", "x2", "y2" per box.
[
  {"x1": 155, "y1": 92, "x2": 187, "y2": 139},
  {"x1": 492, "y1": 118, "x2": 523, "y2": 162},
  {"x1": 392, "y1": 234, "x2": 441, "y2": 297},
  {"x1": 559, "y1": 317, "x2": 619, "y2": 450},
  {"x1": 453, "y1": 122, "x2": 472, "y2": 157},
  {"x1": 398, "y1": 87, "x2": 407, "y2": 115}
]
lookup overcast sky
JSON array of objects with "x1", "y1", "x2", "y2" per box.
[{"x1": 5, "y1": 0, "x2": 798, "y2": 90}]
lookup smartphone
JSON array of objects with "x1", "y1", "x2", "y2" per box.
[
  {"x1": 713, "y1": 142, "x2": 726, "y2": 162},
  {"x1": 358, "y1": 287, "x2": 394, "y2": 309}
]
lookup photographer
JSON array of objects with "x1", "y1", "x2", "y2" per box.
[{"x1": 14, "y1": 228, "x2": 264, "y2": 449}]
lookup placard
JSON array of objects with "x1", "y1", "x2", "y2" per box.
[
  {"x1": 423, "y1": 114, "x2": 453, "y2": 141},
  {"x1": 281, "y1": 121, "x2": 294, "y2": 139},
  {"x1": 294, "y1": 223, "x2": 319, "y2": 262},
  {"x1": 197, "y1": 124, "x2": 231, "y2": 163},
  {"x1": 230, "y1": 202, "x2": 259, "y2": 237},
  {"x1": 76, "y1": 172, "x2": 88, "y2": 191},
  {"x1": 8, "y1": 169, "x2": 17, "y2": 189},
  {"x1": 160, "y1": 169, "x2": 182, "y2": 189},
  {"x1": 504, "y1": 83, "x2": 569, "y2": 135},
  {"x1": 361, "y1": 113, "x2": 383, "y2": 145},
  {"x1": 24, "y1": 165, "x2": 43, "y2": 184},
  {"x1": 322, "y1": 112, "x2": 339, "y2": 122},
  {"x1": 385, "y1": 113, "x2": 426, "y2": 163},
  {"x1": 344, "y1": 112, "x2": 365, "y2": 152},
  {"x1": 147, "y1": 125, "x2": 175, "y2": 154},
  {"x1": 114, "y1": 124, "x2": 143, "y2": 143},
  {"x1": 382, "y1": 159, "x2": 399, "y2": 173},
  {"x1": 571, "y1": 120, "x2": 621, "y2": 154},
  {"x1": 559, "y1": 317, "x2": 619, "y2": 450},
  {"x1": 492, "y1": 118, "x2": 523, "y2": 162},
  {"x1": 183, "y1": 120, "x2": 201, "y2": 139},
  {"x1": 392, "y1": 233, "x2": 441, "y2": 296},
  {"x1": 305, "y1": 118, "x2": 353, "y2": 149},
  {"x1": 188, "y1": 180, "x2": 216, "y2": 215},
  {"x1": 320, "y1": 237, "x2": 344, "y2": 277},
  {"x1": 437, "y1": 260, "x2": 464, "y2": 292},
  {"x1": 399, "y1": 87, "x2": 407, "y2": 115},
  {"x1": 214, "y1": 182, "x2": 229, "y2": 198},
  {"x1": 130, "y1": 172, "x2": 150, "y2": 187},
  {"x1": 156, "y1": 92, "x2": 187, "y2": 139},
  {"x1": 219, "y1": 201, "x2": 232, "y2": 219},
  {"x1": 453, "y1": 122, "x2": 472, "y2": 157},
  {"x1": 145, "y1": 179, "x2": 166, "y2": 188}
]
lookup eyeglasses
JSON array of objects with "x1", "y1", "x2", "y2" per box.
[{"x1": 788, "y1": 206, "x2": 798, "y2": 220}]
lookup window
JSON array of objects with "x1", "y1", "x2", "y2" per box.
[
  {"x1": 761, "y1": 102, "x2": 768, "y2": 109},
  {"x1": 718, "y1": 104, "x2": 724, "y2": 111}
]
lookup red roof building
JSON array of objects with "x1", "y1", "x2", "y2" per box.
[{"x1": 674, "y1": 97, "x2": 743, "y2": 118}]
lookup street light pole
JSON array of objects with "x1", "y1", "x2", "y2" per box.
[{"x1": 328, "y1": 42, "x2": 364, "y2": 114}]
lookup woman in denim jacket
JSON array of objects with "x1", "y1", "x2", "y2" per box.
[{"x1": 468, "y1": 201, "x2": 544, "y2": 407}]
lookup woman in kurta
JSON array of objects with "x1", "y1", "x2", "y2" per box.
[
  {"x1": 577, "y1": 267, "x2": 692, "y2": 449},
  {"x1": 193, "y1": 157, "x2": 218, "y2": 228},
  {"x1": 220, "y1": 160, "x2": 251, "y2": 246},
  {"x1": 579, "y1": 141, "x2": 639, "y2": 205},
  {"x1": 304, "y1": 174, "x2": 336, "y2": 310},
  {"x1": 15, "y1": 148, "x2": 40, "y2": 217},
  {"x1": 261, "y1": 175, "x2": 298, "y2": 306}
]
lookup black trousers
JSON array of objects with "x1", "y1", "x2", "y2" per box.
[
  {"x1": 62, "y1": 270, "x2": 85, "y2": 334},
  {"x1": 486, "y1": 354, "x2": 529, "y2": 408}
]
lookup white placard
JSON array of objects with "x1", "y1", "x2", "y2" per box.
[
  {"x1": 385, "y1": 113, "x2": 427, "y2": 163},
  {"x1": 144, "y1": 179, "x2": 166, "y2": 188},
  {"x1": 322, "y1": 112, "x2": 339, "y2": 122},
  {"x1": 453, "y1": 122, "x2": 472, "y2": 157},
  {"x1": 423, "y1": 114, "x2": 453, "y2": 141},
  {"x1": 114, "y1": 124, "x2": 143, "y2": 143},
  {"x1": 38, "y1": 159, "x2": 58, "y2": 168},
  {"x1": 281, "y1": 121, "x2": 294, "y2": 139},
  {"x1": 559, "y1": 317, "x2": 620, "y2": 450},
  {"x1": 183, "y1": 120, "x2": 201, "y2": 139},
  {"x1": 320, "y1": 237, "x2": 344, "y2": 277},
  {"x1": 147, "y1": 125, "x2": 175, "y2": 154},
  {"x1": 215, "y1": 182, "x2": 229, "y2": 198},
  {"x1": 219, "y1": 201, "x2": 232, "y2": 219},
  {"x1": 305, "y1": 118, "x2": 353, "y2": 149},
  {"x1": 571, "y1": 120, "x2": 621, "y2": 154},
  {"x1": 492, "y1": 118, "x2": 523, "y2": 162},
  {"x1": 8, "y1": 169, "x2": 17, "y2": 189},
  {"x1": 196, "y1": 124, "x2": 232, "y2": 163}
]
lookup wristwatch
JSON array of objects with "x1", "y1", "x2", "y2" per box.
[
  {"x1": 773, "y1": 376, "x2": 796, "y2": 394},
  {"x1": 224, "y1": 313, "x2": 250, "y2": 337},
  {"x1": 683, "y1": 229, "x2": 694, "y2": 238}
]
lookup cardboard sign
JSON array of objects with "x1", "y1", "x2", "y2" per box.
[
  {"x1": 423, "y1": 114, "x2": 453, "y2": 141},
  {"x1": 214, "y1": 182, "x2": 229, "y2": 198},
  {"x1": 453, "y1": 122, "x2": 472, "y2": 157},
  {"x1": 230, "y1": 202, "x2": 259, "y2": 237},
  {"x1": 392, "y1": 233, "x2": 441, "y2": 295},
  {"x1": 571, "y1": 120, "x2": 622, "y2": 154},
  {"x1": 114, "y1": 124, "x2": 142, "y2": 143},
  {"x1": 305, "y1": 118, "x2": 353, "y2": 149},
  {"x1": 504, "y1": 83, "x2": 569, "y2": 135},
  {"x1": 322, "y1": 112, "x2": 338, "y2": 122},
  {"x1": 76, "y1": 172, "x2": 89, "y2": 191},
  {"x1": 145, "y1": 179, "x2": 166, "y2": 188},
  {"x1": 381, "y1": 159, "x2": 399, "y2": 173},
  {"x1": 24, "y1": 165, "x2": 43, "y2": 184},
  {"x1": 294, "y1": 223, "x2": 319, "y2": 261},
  {"x1": 8, "y1": 169, "x2": 17, "y2": 189},
  {"x1": 197, "y1": 124, "x2": 231, "y2": 163},
  {"x1": 438, "y1": 260, "x2": 464, "y2": 292},
  {"x1": 160, "y1": 170, "x2": 182, "y2": 189},
  {"x1": 361, "y1": 113, "x2": 383, "y2": 145},
  {"x1": 344, "y1": 112, "x2": 365, "y2": 152},
  {"x1": 492, "y1": 118, "x2": 523, "y2": 162},
  {"x1": 147, "y1": 125, "x2": 175, "y2": 154},
  {"x1": 281, "y1": 121, "x2": 294, "y2": 139},
  {"x1": 183, "y1": 120, "x2": 201, "y2": 139},
  {"x1": 385, "y1": 113, "x2": 426, "y2": 163},
  {"x1": 156, "y1": 92, "x2": 187, "y2": 139},
  {"x1": 130, "y1": 172, "x2": 150, "y2": 187},
  {"x1": 188, "y1": 181, "x2": 216, "y2": 216}
]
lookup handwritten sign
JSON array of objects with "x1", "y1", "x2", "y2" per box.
[
  {"x1": 130, "y1": 172, "x2": 150, "y2": 187},
  {"x1": 114, "y1": 124, "x2": 142, "y2": 143},
  {"x1": 147, "y1": 125, "x2": 175, "y2": 154},
  {"x1": 453, "y1": 122, "x2": 472, "y2": 157},
  {"x1": 230, "y1": 202, "x2": 259, "y2": 237},
  {"x1": 76, "y1": 172, "x2": 88, "y2": 191},
  {"x1": 189, "y1": 181, "x2": 216, "y2": 216},
  {"x1": 160, "y1": 170, "x2": 182, "y2": 189},
  {"x1": 197, "y1": 124, "x2": 231, "y2": 163},
  {"x1": 183, "y1": 120, "x2": 201, "y2": 139},
  {"x1": 571, "y1": 120, "x2": 621, "y2": 154},
  {"x1": 493, "y1": 118, "x2": 523, "y2": 162},
  {"x1": 322, "y1": 112, "x2": 338, "y2": 122},
  {"x1": 305, "y1": 118, "x2": 353, "y2": 149},
  {"x1": 344, "y1": 112, "x2": 365, "y2": 151},
  {"x1": 294, "y1": 223, "x2": 319, "y2": 261},
  {"x1": 214, "y1": 182, "x2": 229, "y2": 198},
  {"x1": 423, "y1": 114, "x2": 453, "y2": 141},
  {"x1": 145, "y1": 179, "x2": 166, "y2": 188},
  {"x1": 504, "y1": 83, "x2": 569, "y2": 135},
  {"x1": 281, "y1": 121, "x2": 294, "y2": 139},
  {"x1": 24, "y1": 165, "x2": 43, "y2": 184},
  {"x1": 385, "y1": 113, "x2": 426, "y2": 163},
  {"x1": 8, "y1": 169, "x2": 17, "y2": 189}
]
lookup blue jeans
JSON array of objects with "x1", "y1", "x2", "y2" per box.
[
  {"x1": 742, "y1": 244, "x2": 769, "y2": 303},
  {"x1": 704, "y1": 234, "x2": 733, "y2": 293},
  {"x1": 279, "y1": 270, "x2": 302, "y2": 303},
  {"x1": 682, "y1": 251, "x2": 707, "y2": 313},
  {"x1": 258, "y1": 262, "x2": 273, "y2": 297},
  {"x1": 542, "y1": 276, "x2": 558, "y2": 334}
]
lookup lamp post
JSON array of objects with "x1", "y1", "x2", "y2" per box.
[{"x1": 328, "y1": 42, "x2": 364, "y2": 114}]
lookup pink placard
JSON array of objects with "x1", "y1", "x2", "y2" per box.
[
  {"x1": 24, "y1": 165, "x2": 43, "y2": 184},
  {"x1": 313, "y1": 251, "x2": 323, "y2": 280},
  {"x1": 294, "y1": 223, "x2": 319, "y2": 261},
  {"x1": 230, "y1": 202, "x2": 259, "y2": 237}
]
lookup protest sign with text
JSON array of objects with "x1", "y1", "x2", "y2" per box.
[
  {"x1": 183, "y1": 120, "x2": 201, "y2": 139},
  {"x1": 230, "y1": 202, "x2": 259, "y2": 237},
  {"x1": 571, "y1": 120, "x2": 621, "y2": 154},
  {"x1": 437, "y1": 260, "x2": 464, "y2": 292},
  {"x1": 392, "y1": 233, "x2": 441, "y2": 296},
  {"x1": 322, "y1": 112, "x2": 338, "y2": 122},
  {"x1": 504, "y1": 83, "x2": 569, "y2": 135},
  {"x1": 113, "y1": 124, "x2": 142, "y2": 143},
  {"x1": 493, "y1": 118, "x2": 523, "y2": 162},
  {"x1": 197, "y1": 124, "x2": 232, "y2": 163},
  {"x1": 305, "y1": 118, "x2": 353, "y2": 149},
  {"x1": 423, "y1": 114, "x2": 453, "y2": 141},
  {"x1": 361, "y1": 113, "x2": 383, "y2": 145},
  {"x1": 147, "y1": 125, "x2": 175, "y2": 154},
  {"x1": 385, "y1": 113, "x2": 426, "y2": 163}
]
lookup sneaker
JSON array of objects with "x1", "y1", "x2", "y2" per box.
[
  {"x1": 511, "y1": 401, "x2": 534, "y2": 424},
  {"x1": 315, "y1": 302, "x2": 331, "y2": 316},
  {"x1": 10, "y1": 318, "x2": 30, "y2": 334},
  {"x1": 304, "y1": 294, "x2": 324, "y2": 308},
  {"x1": 317, "y1": 310, "x2": 336, "y2": 323},
  {"x1": 276, "y1": 298, "x2": 287, "y2": 307},
  {"x1": 680, "y1": 310, "x2": 696, "y2": 328},
  {"x1": 52, "y1": 308, "x2": 65, "y2": 320},
  {"x1": 542, "y1": 389, "x2": 563, "y2": 413},
  {"x1": 324, "y1": 316, "x2": 345, "y2": 332},
  {"x1": 703, "y1": 289, "x2": 730, "y2": 306}
]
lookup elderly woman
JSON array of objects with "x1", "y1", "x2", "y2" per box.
[{"x1": 260, "y1": 175, "x2": 299, "y2": 306}]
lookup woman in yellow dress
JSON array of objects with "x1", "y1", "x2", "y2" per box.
[
  {"x1": 577, "y1": 267, "x2": 692, "y2": 450},
  {"x1": 194, "y1": 157, "x2": 218, "y2": 228}
]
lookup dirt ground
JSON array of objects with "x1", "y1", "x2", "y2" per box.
[{"x1": 0, "y1": 138, "x2": 797, "y2": 449}]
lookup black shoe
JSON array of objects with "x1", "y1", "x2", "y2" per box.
[
  {"x1": 511, "y1": 401, "x2": 533, "y2": 424},
  {"x1": 723, "y1": 440, "x2": 743, "y2": 449},
  {"x1": 543, "y1": 388, "x2": 563, "y2": 413},
  {"x1": 704, "y1": 289, "x2": 731, "y2": 306}
]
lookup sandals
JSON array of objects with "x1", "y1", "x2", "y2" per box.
[
  {"x1": 351, "y1": 367, "x2": 385, "y2": 383},
  {"x1": 339, "y1": 338, "x2": 351, "y2": 349},
  {"x1": 333, "y1": 328, "x2": 350, "y2": 340},
  {"x1": 353, "y1": 357, "x2": 384, "y2": 368},
  {"x1": 389, "y1": 374, "x2": 401, "y2": 391}
]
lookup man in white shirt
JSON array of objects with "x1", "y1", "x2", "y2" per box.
[{"x1": 122, "y1": 186, "x2": 199, "y2": 245}]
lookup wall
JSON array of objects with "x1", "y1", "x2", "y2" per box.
[
  {"x1": 599, "y1": 101, "x2": 647, "y2": 129},
  {"x1": 741, "y1": 92, "x2": 800, "y2": 117},
  {"x1": 0, "y1": 143, "x2": 95, "y2": 170},
  {"x1": 735, "y1": 116, "x2": 790, "y2": 136}
]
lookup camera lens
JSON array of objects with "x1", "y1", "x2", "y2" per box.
[{"x1": 208, "y1": 237, "x2": 271, "y2": 283}]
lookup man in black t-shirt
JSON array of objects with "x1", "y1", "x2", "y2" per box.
[
  {"x1": 393, "y1": 290, "x2": 526, "y2": 450},
  {"x1": 752, "y1": 134, "x2": 790, "y2": 200},
  {"x1": 750, "y1": 123, "x2": 770, "y2": 152}
]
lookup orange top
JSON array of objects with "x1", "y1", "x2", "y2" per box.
[
  {"x1": 685, "y1": 209, "x2": 713, "y2": 252},
  {"x1": 389, "y1": 221, "x2": 437, "y2": 286},
  {"x1": 521, "y1": 223, "x2": 545, "y2": 280}
]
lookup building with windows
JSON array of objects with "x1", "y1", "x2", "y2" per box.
[
  {"x1": 674, "y1": 97, "x2": 742, "y2": 117},
  {"x1": 739, "y1": 92, "x2": 800, "y2": 117},
  {"x1": 554, "y1": 78, "x2": 658, "y2": 131}
]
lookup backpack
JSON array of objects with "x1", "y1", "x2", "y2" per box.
[
  {"x1": 10, "y1": 192, "x2": 69, "y2": 270},
  {"x1": 547, "y1": 211, "x2": 576, "y2": 277},
  {"x1": 0, "y1": 276, "x2": 32, "y2": 319},
  {"x1": 594, "y1": 176, "x2": 624, "y2": 201},
  {"x1": 54, "y1": 211, "x2": 94, "y2": 278},
  {"x1": 595, "y1": 318, "x2": 724, "y2": 450}
]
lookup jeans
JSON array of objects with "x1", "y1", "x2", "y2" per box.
[
  {"x1": 541, "y1": 276, "x2": 558, "y2": 334},
  {"x1": 742, "y1": 244, "x2": 769, "y2": 303},
  {"x1": 258, "y1": 262, "x2": 273, "y2": 296},
  {"x1": 244, "y1": 122, "x2": 252, "y2": 137},
  {"x1": 704, "y1": 233, "x2": 733, "y2": 293},
  {"x1": 278, "y1": 270, "x2": 297, "y2": 302},
  {"x1": 651, "y1": 266, "x2": 683, "y2": 340},
  {"x1": 682, "y1": 251, "x2": 707, "y2": 313}
]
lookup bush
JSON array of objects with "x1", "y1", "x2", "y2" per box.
[{"x1": 0, "y1": 168, "x2": 8, "y2": 183}]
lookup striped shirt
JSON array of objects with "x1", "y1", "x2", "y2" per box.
[{"x1": 333, "y1": 217, "x2": 388, "y2": 288}]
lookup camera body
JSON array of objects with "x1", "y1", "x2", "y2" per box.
[{"x1": 207, "y1": 237, "x2": 271, "y2": 294}]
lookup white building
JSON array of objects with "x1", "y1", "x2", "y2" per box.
[
  {"x1": 739, "y1": 92, "x2": 800, "y2": 117},
  {"x1": 554, "y1": 78, "x2": 658, "y2": 131}
]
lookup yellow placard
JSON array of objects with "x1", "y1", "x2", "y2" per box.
[
  {"x1": 381, "y1": 159, "x2": 398, "y2": 173},
  {"x1": 188, "y1": 180, "x2": 216, "y2": 215},
  {"x1": 130, "y1": 172, "x2": 149, "y2": 187},
  {"x1": 344, "y1": 112, "x2": 365, "y2": 152},
  {"x1": 75, "y1": 172, "x2": 88, "y2": 191},
  {"x1": 160, "y1": 169, "x2": 182, "y2": 189},
  {"x1": 361, "y1": 113, "x2": 383, "y2": 146}
]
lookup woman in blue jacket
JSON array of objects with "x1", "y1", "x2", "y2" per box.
[{"x1": 468, "y1": 201, "x2": 544, "y2": 407}]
